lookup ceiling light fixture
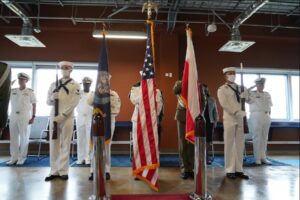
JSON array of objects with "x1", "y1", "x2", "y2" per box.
[
  {"x1": 219, "y1": 40, "x2": 255, "y2": 53},
  {"x1": 5, "y1": 23, "x2": 45, "y2": 47},
  {"x1": 92, "y1": 30, "x2": 147, "y2": 40}
]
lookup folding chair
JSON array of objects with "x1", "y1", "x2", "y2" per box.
[
  {"x1": 70, "y1": 118, "x2": 77, "y2": 159},
  {"x1": 28, "y1": 116, "x2": 50, "y2": 159},
  {"x1": 244, "y1": 133, "x2": 254, "y2": 160}
]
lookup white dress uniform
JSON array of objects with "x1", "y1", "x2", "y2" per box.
[
  {"x1": 248, "y1": 90, "x2": 272, "y2": 164},
  {"x1": 217, "y1": 83, "x2": 245, "y2": 174},
  {"x1": 47, "y1": 78, "x2": 80, "y2": 176},
  {"x1": 130, "y1": 85, "x2": 163, "y2": 151},
  {"x1": 76, "y1": 91, "x2": 94, "y2": 164},
  {"x1": 105, "y1": 90, "x2": 121, "y2": 173},
  {"x1": 9, "y1": 88, "x2": 37, "y2": 163}
]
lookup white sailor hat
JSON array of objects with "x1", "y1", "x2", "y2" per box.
[
  {"x1": 58, "y1": 61, "x2": 74, "y2": 69},
  {"x1": 82, "y1": 77, "x2": 93, "y2": 84},
  {"x1": 255, "y1": 77, "x2": 266, "y2": 84},
  {"x1": 222, "y1": 67, "x2": 236, "y2": 74},
  {"x1": 17, "y1": 72, "x2": 30, "y2": 80}
]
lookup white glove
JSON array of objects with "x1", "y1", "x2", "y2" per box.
[
  {"x1": 53, "y1": 114, "x2": 65, "y2": 123},
  {"x1": 240, "y1": 91, "x2": 248, "y2": 99},
  {"x1": 51, "y1": 92, "x2": 59, "y2": 100},
  {"x1": 236, "y1": 110, "x2": 246, "y2": 118}
]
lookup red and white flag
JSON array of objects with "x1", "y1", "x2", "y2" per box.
[
  {"x1": 132, "y1": 20, "x2": 160, "y2": 191},
  {"x1": 181, "y1": 28, "x2": 201, "y2": 143}
]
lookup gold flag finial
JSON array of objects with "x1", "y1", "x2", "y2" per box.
[{"x1": 142, "y1": 0, "x2": 158, "y2": 19}]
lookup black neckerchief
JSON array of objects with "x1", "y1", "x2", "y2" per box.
[
  {"x1": 55, "y1": 79, "x2": 72, "y2": 94},
  {"x1": 227, "y1": 83, "x2": 240, "y2": 103}
]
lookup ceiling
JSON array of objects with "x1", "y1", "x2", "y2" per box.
[{"x1": 0, "y1": 0, "x2": 299, "y2": 32}]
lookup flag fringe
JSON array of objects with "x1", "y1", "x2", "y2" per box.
[
  {"x1": 132, "y1": 163, "x2": 160, "y2": 175},
  {"x1": 135, "y1": 173, "x2": 158, "y2": 192},
  {"x1": 185, "y1": 130, "x2": 195, "y2": 144}
]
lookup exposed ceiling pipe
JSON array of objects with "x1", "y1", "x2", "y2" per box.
[
  {"x1": 231, "y1": 0, "x2": 268, "y2": 40},
  {"x1": 1, "y1": 0, "x2": 32, "y2": 25},
  {"x1": 167, "y1": 0, "x2": 180, "y2": 32},
  {"x1": 108, "y1": 5, "x2": 129, "y2": 18}
]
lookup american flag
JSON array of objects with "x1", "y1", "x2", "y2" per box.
[
  {"x1": 132, "y1": 20, "x2": 160, "y2": 191},
  {"x1": 181, "y1": 28, "x2": 200, "y2": 143}
]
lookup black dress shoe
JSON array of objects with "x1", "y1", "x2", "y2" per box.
[
  {"x1": 60, "y1": 175, "x2": 69, "y2": 180},
  {"x1": 235, "y1": 172, "x2": 249, "y2": 180},
  {"x1": 45, "y1": 175, "x2": 59, "y2": 182},
  {"x1": 181, "y1": 172, "x2": 189, "y2": 179},
  {"x1": 106, "y1": 173, "x2": 110, "y2": 180},
  {"x1": 88, "y1": 173, "x2": 93, "y2": 181},
  {"x1": 188, "y1": 171, "x2": 194, "y2": 178},
  {"x1": 226, "y1": 173, "x2": 236, "y2": 179}
]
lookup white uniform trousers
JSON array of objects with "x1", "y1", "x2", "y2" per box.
[
  {"x1": 105, "y1": 117, "x2": 116, "y2": 173},
  {"x1": 89, "y1": 117, "x2": 116, "y2": 174},
  {"x1": 9, "y1": 115, "x2": 31, "y2": 162},
  {"x1": 223, "y1": 119, "x2": 245, "y2": 173},
  {"x1": 49, "y1": 116, "x2": 74, "y2": 176},
  {"x1": 249, "y1": 112, "x2": 271, "y2": 162},
  {"x1": 76, "y1": 116, "x2": 91, "y2": 163}
]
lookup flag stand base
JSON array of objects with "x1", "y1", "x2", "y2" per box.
[
  {"x1": 189, "y1": 192, "x2": 212, "y2": 200},
  {"x1": 88, "y1": 194, "x2": 111, "y2": 200}
]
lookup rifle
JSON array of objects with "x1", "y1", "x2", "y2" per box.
[
  {"x1": 240, "y1": 63, "x2": 249, "y2": 134},
  {"x1": 52, "y1": 65, "x2": 59, "y2": 139}
]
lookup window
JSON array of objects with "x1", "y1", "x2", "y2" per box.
[
  {"x1": 261, "y1": 74, "x2": 288, "y2": 120},
  {"x1": 237, "y1": 69, "x2": 299, "y2": 122},
  {"x1": 35, "y1": 66, "x2": 98, "y2": 116},
  {"x1": 291, "y1": 76, "x2": 299, "y2": 120}
]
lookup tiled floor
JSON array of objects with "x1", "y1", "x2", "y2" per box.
[{"x1": 0, "y1": 155, "x2": 299, "y2": 200}]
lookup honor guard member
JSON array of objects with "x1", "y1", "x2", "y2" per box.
[
  {"x1": 7, "y1": 73, "x2": 37, "y2": 165},
  {"x1": 247, "y1": 78, "x2": 273, "y2": 165},
  {"x1": 45, "y1": 61, "x2": 80, "y2": 181},
  {"x1": 105, "y1": 75, "x2": 121, "y2": 180},
  {"x1": 129, "y1": 77, "x2": 163, "y2": 179},
  {"x1": 87, "y1": 74, "x2": 121, "y2": 181},
  {"x1": 173, "y1": 80, "x2": 194, "y2": 179},
  {"x1": 217, "y1": 67, "x2": 249, "y2": 180},
  {"x1": 76, "y1": 77, "x2": 94, "y2": 165},
  {"x1": 202, "y1": 84, "x2": 219, "y2": 165}
]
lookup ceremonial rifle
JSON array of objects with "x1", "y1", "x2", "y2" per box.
[
  {"x1": 240, "y1": 63, "x2": 249, "y2": 134},
  {"x1": 52, "y1": 65, "x2": 59, "y2": 139}
]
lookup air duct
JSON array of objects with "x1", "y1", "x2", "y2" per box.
[
  {"x1": 1, "y1": 0, "x2": 31, "y2": 25},
  {"x1": 219, "y1": 0, "x2": 268, "y2": 52}
]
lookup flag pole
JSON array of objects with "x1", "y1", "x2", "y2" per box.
[
  {"x1": 189, "y1": 115, "x2": 212, "y2": 200},
  {"x1": 89, "y1": 26, "x2": 110, "y2": 200}
]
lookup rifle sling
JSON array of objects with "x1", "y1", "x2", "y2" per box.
[{"x1": 227, "y1": 84, "x2": 240, "y2": 103}]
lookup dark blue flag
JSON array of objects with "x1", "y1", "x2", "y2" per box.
[{"x1": 93, "y1": 34, "x2": 111, "y2": 142}]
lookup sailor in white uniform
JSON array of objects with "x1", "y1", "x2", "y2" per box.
[
  {"x1": 7, "y1": 73, "x2": 37, "y2": 166},
  {"x1": 45, "y1": 61, "x2": 80, "y2": 181},
  {"x1": 247, "y1": 78, "x2": 273, "y2": 165},
  {"x1": 217, "y1": 67, "x2": 249, "y2": 180},
  {"x1": 76, "y1": 77, "x2": 94, "y2": 165},
  {"x1": 88, "y1": 74, "x2": 121, "y2": 181},
  {"x1": 105, "y1": 86, "x2": 121, "y2": 180}
]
